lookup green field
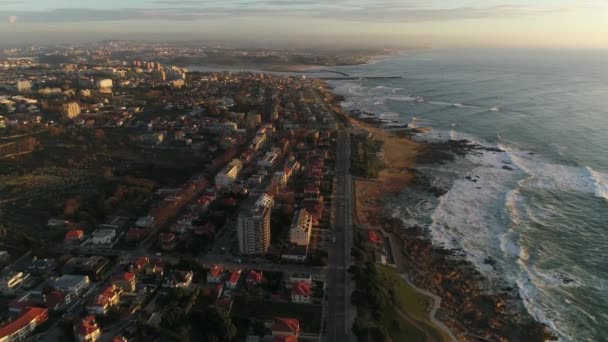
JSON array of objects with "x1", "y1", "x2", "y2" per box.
[{"x1": 376, "y1": 265, "x2": 453, "y2": 342}]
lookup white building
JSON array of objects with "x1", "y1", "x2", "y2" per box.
[
  {"x1": 95, "y1": 79, "x2": 113, "y2": 89},
  {"x1": 288, "y1": 209, "x2": 313, "y2": 247},
  {"x1": 237, "y1": 194, "x2": 274, "y2": 255},
  {"x1": 61, "y1": 102, "x2": 81, "y2": 119},
  {"x1": 215, "y1": 159, "x2": 243, "y2": 189},
  {"x1": 53, "y1": 275, "x2": 90, "y2": 296},
  {"x1": 90, "y1": 229, "x2": 116, "y2": 245},
  {"x1": 0, "y1": 272, "x2": 30, "y2": 295},
  {"x1": 17, "y1": 80, "x2": 32, "y2": 93},
  {"x1": 258, "y1": 151, "x2": 279, "y2": 168}
]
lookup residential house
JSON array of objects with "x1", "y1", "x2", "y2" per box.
[
  {"x1": 113, "y1": 272, "x2": 137, "y2": 292},
  {"x1": 225, "y1": 270, "x2": 241, "y2": 289},
  {"x1": 0, "y1": 307, "x2": 48, "y2": 342},
  {"x1": 65, "y1": 230, "x2": 84, "y2": 242},
  {"x1": 163, "y1": 270, "x2": 193, "y2": 289},
  {"x1": 86, "y1": 284, "x2": 123, "y2": 315},
  {"x1": 290, "y1": 282, "x2": 311, "y2": 304},
  {"x1": 0, "y1": 272, "x2": 30, "y2": 295},
  {"x1": 207, "y1": 265, "x2": 224, "y2": 284},
  {"x1": 54, "y1": 275, "x2": 90, "y2": 296},
  {"x1": 271, "y1": 317, "x2": 300, "y2": 339},
  {"x1": 246, "y1": 270, "x2": 263, "y2": 286},
  {"x1": 74, "y1": 316, "x2": 101, "y2": 342}
]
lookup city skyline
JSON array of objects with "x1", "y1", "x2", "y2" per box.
[{"x1": 1, "y1": 0, "x2": 607, "y2": 49}]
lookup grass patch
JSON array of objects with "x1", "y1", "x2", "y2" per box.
[
  {"x1": 380, "y1": 305, "x2": 426, "y2": 342},
  {"x1": 377, "y1": 264, "x2": 453, "y2": 342}
]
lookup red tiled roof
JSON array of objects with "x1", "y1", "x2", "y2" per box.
[
  {"x1": 292, "y1": 282, "x2": 311, "y2": 297},
  {"x1": 247, "y1": 270, "x2": 263, "y2": 284},
  {"x1": 134, "y1": 256, "x2": 150, "y2": 268},
  {"x1": 368, "y1": 230, "x2": 382, "y2": 244},
  {"x1": 275, "y1": 336, "x2": 298, "y2": 342},
  {"x1": 228, "y1": 270, "x2": 241, "y2": 284},
  {"x1": 75, "y1": 315, "x2": 99, "y2": 337},
  {"x1": 209, "y1": 265, "x2": 224, "y2": 278},
  {"x1": 159, "y1": 232, "x2": 175, "y2": 243},
  {"x1": 0, "y1": 307, "x2": 48, "y2": 339},
  {"x1": 65, "y1": 230, "x2": 84, "y2": 240},
  {"x1": 115, "y1": 272, "x2": 135, "y2": 282},
  {"x1": 272, "y1": 317, "x2": 300, "y2": 335}
]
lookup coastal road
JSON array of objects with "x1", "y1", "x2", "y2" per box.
[{"x1": 325, "y1": 129, "x2": 355, "y2": 342}]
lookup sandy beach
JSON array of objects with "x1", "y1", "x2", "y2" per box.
[{"x1": 350, "y1": 118, "x2": 420, "y2": 228}]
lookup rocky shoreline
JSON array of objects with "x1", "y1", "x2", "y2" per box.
[{"x1": 356, "y1": 119, "x2": 556, "y2": 341}]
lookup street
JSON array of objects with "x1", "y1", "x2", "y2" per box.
[{"x1": 325, "y1": 129, "x2": 355, "y2": 342}]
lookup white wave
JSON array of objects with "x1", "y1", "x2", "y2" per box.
[
  {"x1": 503, "y1": 145, "x2": 608, "y2": 199},
  {"x1": 586, "y1": 166, "x2": 608, "y2": 200}
]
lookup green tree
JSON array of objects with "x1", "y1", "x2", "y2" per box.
[{"x1": 195, "y1": 305, "x2": 237, "y2": 342}]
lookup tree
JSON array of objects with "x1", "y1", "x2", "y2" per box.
[{"x1": 194, "y1": 305, "x2": 237, "y2": 342}]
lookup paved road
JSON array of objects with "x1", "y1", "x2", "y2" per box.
[{"x1": 325, "y1": 129, "x2": 355, "y2": 342}]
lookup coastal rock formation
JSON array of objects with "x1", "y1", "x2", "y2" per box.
[{"x1": 392, "y1": 222, "x2": 556, "y2": 341}]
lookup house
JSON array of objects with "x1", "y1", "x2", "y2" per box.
[
  {"x1": 26, "y1": 257, "x2": 56, "y2": 274},
  {"x1": 290, "y1": 282, "x2": 311, "y2": 304},
  {"x1": 126, "y1": 228, "x2": 147, "y2": 243},
  {"x1": 281, "y1": 245, "x2": 308, "y2": 263},
  {"x1": 0, "y1": 307, "x2": 48, "y2": 342},
  {"x1": 113, "y1": 272, "x2": 137, "y2": 292},
  {"x1": 63, "y1": 256, "x2": 109, "y2": 281},
  {"x1": 132, "y1": 256, "x2": 150, "y2": 273},
  {"x1": 54, "y1": 275, "x2": 90, "y2": 296},
  {"x1": 74, "y1": 316, "x2": 101, "y2": 342},
  {"x1": 86, "y1": 284, "x2": 123, "y2": 315},
  {"x1": 215, "y1": 159, "x2": 243, "y2": 189},
  {"x1": 225, "y1": 270, "x2": 241, "y2": 289},
  {"x1": 207, "y1": 265, "x2": 224, "y2": 283},
  {"x1": 159, "y1": 233, "x2": 176, "y2": 251},
  {"x1": 45, "y1": 290, "x2": 73, "y2": 312},
  {"x1": 0, "y1": 272, "x2": 30, "y2": 295},
  {"x1": 135, "y1": 216, "x2": 154, "y2": 228},
  {"x1": 368, "y1": 230, "x2": 383, "y2": 245},
  {"x1": 163, "y1": 270, "x2": 193, "y2": 289},
  {"x1": 90, "y1": 229, "x2": 117, "y2": 245},
  {"x1": 288, "y1": 209, "x2": 312, "y2": 247},
  {"x1": 289, "y1": 273, "x2": 311, "y2": 286},
  {"x1": 246, "y1": 270, "x2": 263, "y2": 286},
  {"x1": 271, "y1": 317, "x2": 300, "y2": 338},
  {"x1": 65, "y1": 230, "x2": 84, "y2": 242}
]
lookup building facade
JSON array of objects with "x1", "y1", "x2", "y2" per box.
[
  {"x1": 62, "y1": 102, "x2": 81, "y2": 119},
  {"x1": 237, "y1": 194, "x2": 273, "y2": 255},
  {"x1": 215, "y1": 159, "x2": 243, "y2": 189},
  {"x1": 288, "y1": 209, "x2": 313, "y2": 247}
]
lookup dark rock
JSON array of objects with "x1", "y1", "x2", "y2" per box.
[{"x1": 502, "y1": 166, "x2": 514, "y2": 171}]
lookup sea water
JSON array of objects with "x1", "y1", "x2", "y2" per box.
[{"x1": 328, "y1": 49, "x2": 608, "y2": 341}]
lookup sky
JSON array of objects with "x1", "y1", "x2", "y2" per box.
[{"x1": 1, "y1": 0, "x2": 607, "y2": 48}]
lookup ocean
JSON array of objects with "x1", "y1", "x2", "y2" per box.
[{"x1": 327, "y1": 49, "x2": 608, "y2": 341}]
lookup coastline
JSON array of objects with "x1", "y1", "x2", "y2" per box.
[{"x1": 344, "y1": 113, "x2": 554, "y2": 341}]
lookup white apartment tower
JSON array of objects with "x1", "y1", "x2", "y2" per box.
[{"x1": 237, "y1": 194, "x2": 274, "y2": 255}]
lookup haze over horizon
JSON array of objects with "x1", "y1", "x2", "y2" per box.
[{"x1": 1, "y1": 0, "x2": 607, "y2": 49}]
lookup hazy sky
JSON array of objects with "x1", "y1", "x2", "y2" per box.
[{"x1": 1, "y1": 0, "x2": 607, "y2": 48}]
